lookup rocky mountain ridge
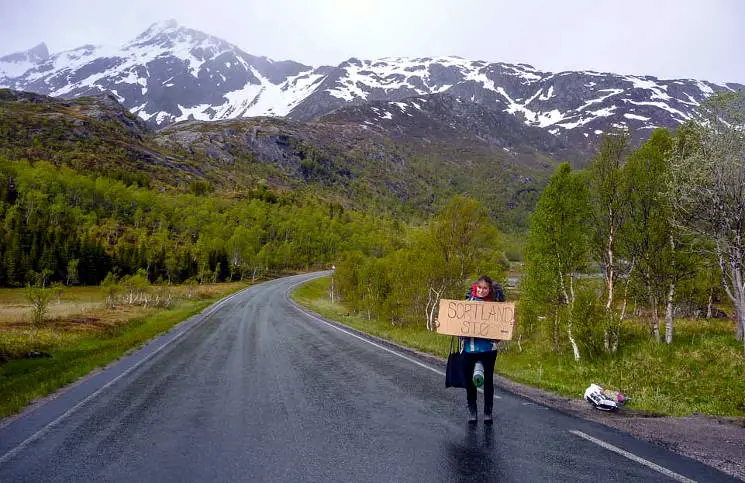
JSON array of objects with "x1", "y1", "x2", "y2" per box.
[{"x1": 2, "y1": 20, "x2": 741, "y2": 147}]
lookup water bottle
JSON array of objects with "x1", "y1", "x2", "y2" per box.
[{"x1": 472, "y1": 361, "x2": 485, "y2": 387}]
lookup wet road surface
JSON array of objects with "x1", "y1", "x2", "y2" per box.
[{"x1": 0, "y1": 273, "x2": 737, "y2": 482}]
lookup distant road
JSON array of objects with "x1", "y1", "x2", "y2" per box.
[{"x1": 0, "y1": 273, "x2": 736, "y2": 482}]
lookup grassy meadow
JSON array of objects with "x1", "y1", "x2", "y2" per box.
[{"x1": 0, "y1": 281, "x2": 249, "y2": 418}]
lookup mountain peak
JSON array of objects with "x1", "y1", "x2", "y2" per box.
[
  {"x1": 135, "y1": 19, "x2": 180, "y2": 41},
  {"x1": 0, "y1": 42, "x2": 49, "y2": 63},
  {"x1": 25, "y1": 42, "x2": 49, "y2": 61},
  {"x1": 0, "y1": 42, "x2": 50, "y2": 79}
]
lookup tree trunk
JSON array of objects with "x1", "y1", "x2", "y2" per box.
[
  {"x1": 603, "y1": 329, "x2": 610, "y2": 352},
  {"x1": 606, "y1": 209, "x2": 615, "y2": 312},
  {"x1": 553, "y1": 310, "x2": 559, "y2": 351},
  {"x1": 633, "y1": 296, "x2": 639, "y2": 317},
  {"x1": 650, "y1": 294, "x2": 660, "y2": 343},
  {"x1": 664, "y1": 234, "x2": 676, "y2": 344},
  {"x1": 619, "y1": 260, "x2": 634, "y2": 323},
  {"x1": 665, "y1": 280, "x2": 675, "y2": 344},
  {"x1": 425, "y1": 285, "x2": 444, "y2": 332},
  {"x1": 717, "y1": 250, "x2": 744, "y2": 346},
  {"x1": 568, "y1": 276, "x2": 580, "y2": 361},
  {"x1": 706, "y1": 289, "x2": 713, "y2": 319},
  {"x1": 558, "y1": 270, "x2": 580, "y2": 360},
  {"x1": 611, "y1": 332, "x2": 619, "y2": 354}
]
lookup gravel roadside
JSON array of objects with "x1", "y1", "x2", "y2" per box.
[{"x1": 492, "y1": 373, "x2": 745, "y2": 481}]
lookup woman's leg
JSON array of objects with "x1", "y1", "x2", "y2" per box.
[
  {"x1": 464, "y1": 354, "x2": 478, "y2": 417},
  {"x1": 481, "y1": 351, "x2": 498, "y2": 415}
]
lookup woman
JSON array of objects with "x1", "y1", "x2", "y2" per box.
[{"x1": 462, "y1": 275, "x2": 504, "y2": 424}]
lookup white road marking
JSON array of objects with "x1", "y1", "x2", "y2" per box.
[
  {"x1": 0, "y1": 287, "x2": 251, "y2": 466},
  {"x1": 287, "y1": 290, "x2": 501, "y2": 399},
  {"x1": 569, "y1": 430, "x2": 697, "y2": 483}
]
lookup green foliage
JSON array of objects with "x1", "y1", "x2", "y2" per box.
[
  {"x1": 24, "y1": 282, "x2": 50, "y2": 325},
  {"x1": 101, "y1": 272, "x2": 120, "y2": 309},
  {"x1": 522, "y1": 128, "x2": 737, "y2": 359},
  {"x1": 587, "y1": 132, "x2": 629, "y2": 292},
  {"x1": 334, "y1": 196, "x2": 505, "y2": 328},
  {"x1": 50, "y1": 281, "x2": 65, "y2": 304},
  {"x1": 0, "y1": 157, "x2": 409, "y2": 288},
  {"x1": 623, "y1": 129, "x2": 675, "y2": 298},
  {"x1": 0, "y1": 90, "x2": 561, "y2": 236},
  {"x1": 569, "y1": 284, "x2": 607, "y2": 359},
  {"x1": 667, "y1": 91, "x2": 745, "y2": 351},
  {"x1": 66, "y1": 258, "x2": 79, "y2": 286},
  {"x1": 120, "y1": 269, "x2": 150, "y2": 305},
  {"x1": 188, "y1": 180, "x2": 213, "y2": 196},
  {"x1": 522, "y1": 162, "x2": 592, "y2": 357}
]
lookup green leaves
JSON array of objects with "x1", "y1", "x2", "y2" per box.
[
  {"x1": 333, "y1": 195, "x2": 504, "y2": 327},
  {"x1": 667, "y1": 91, "x2": 745, "y2": 349},
  {"x1": 0, "y1": 157, "x2": 410, "y2": 287}
]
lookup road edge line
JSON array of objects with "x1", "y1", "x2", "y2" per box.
[{"x1": 569, "y1": 430, "x2": 698, "y2": 483}]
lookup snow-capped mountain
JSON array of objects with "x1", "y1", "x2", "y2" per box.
[
  {"x1": 0, "y1": 42, "x2": 50, "y2": 78},
  {"x1": 1, "y1": 20, "x2": 742, "y2": 144},
  {"x1": 321, "y1": 94, "x2": 566, "y2": 155},
  {"x1": 0, "y1": 20, "x2": 320, "y2": 124},
  {"x1": 304, "y1": 57, "x2": 743, "y2": 145}
]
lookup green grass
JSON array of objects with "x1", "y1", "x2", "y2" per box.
[
  {"x1": 495, "y1": 321, "x2": 745, "y2": 417},
  {"x1": 292, "y1": 276, "x2": 745, "y2": 418},
  {"x1": 0, "y1": 284, "x2": 246, "y2": 419}
]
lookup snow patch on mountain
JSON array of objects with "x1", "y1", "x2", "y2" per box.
[
  {"x1": 0, "y1": 59, "x2": 36, "y2": 78},
  {"x1": 624, "y1": 113, "x2": 651, "y2": 121},
  {"x1": 626, "y1": 100, "x2": 690, "y2": 121}
]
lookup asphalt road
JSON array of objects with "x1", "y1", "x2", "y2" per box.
[{"x1": 0, "y1": 273, "x2": 738, "y2": 482}]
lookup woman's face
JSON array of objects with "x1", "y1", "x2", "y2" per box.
[{"x1": 475, "y1": 282, "x2": 491, "y2": 298}]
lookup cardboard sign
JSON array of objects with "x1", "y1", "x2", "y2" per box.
[{"x1": 436, "y1": 299, "x2": 515, "y2": 340}]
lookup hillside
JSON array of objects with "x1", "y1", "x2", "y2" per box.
[{"x1": 0, "y1": 89, "x2": 559, "y2": 228}]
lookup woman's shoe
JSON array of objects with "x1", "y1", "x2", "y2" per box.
[
  {"x1": 468, "y1": 405, "x2": 477, "y2": 424},
  {"x1": 484, "y1": 412, "x2": 493, "y2": 424}
]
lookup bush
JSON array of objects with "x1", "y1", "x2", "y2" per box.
[
  {"x1": 120, "y1": 269, "x2": 150, "y2": 305},
  {"x1": 572, "y1": 286, "x2": 607, "y2": 360},
  {"x1": 101, "y1": 272, "x2": 120, "y2": 309},
  {"x1": 24, "y1": 283, "x2": 51, "y2": 325}
]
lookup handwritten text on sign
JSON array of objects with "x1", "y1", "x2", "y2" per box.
[{"x1": 436, "y1": 299, "x2": 515, "y2": 340}]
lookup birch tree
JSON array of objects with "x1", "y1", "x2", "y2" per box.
[
  {"x1": 588, "y1": 133, "x2": 630, "y2": 353},
  {"x1": 622, "y1": 129, "x2": 694, "y2": 343},
  {"x1": 423, "y1": 196, "x2": 498, "y2": 331},
  {"x1": 524, "y1": 163, "x2": 590, "y2": 360},
  {"x1": 667, "y1": 91, "x2": 745, "y2": 353}
]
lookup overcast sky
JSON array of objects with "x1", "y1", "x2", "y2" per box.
[{"x1": 0, "y1": 0, "x2": 742, "y2": 83}]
